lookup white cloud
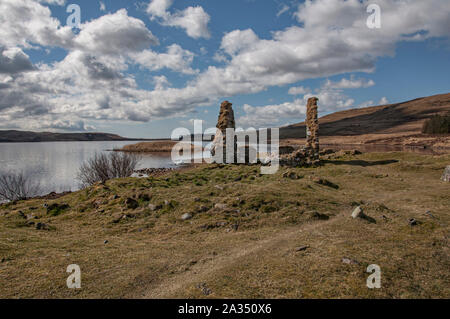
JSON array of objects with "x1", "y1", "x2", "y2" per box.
[
  {"x1": 1, "y1": 0, "x2": 450, "y2": 132},
  {"x1": 238, "y1": 100, "x2": 307, "y2": 128},
  {"x1": 379, "y1": 97, "x2": 389, "y2": 105},
  {"x1": 99, "y1": 1, "x2": 106, "y2": 11},
  {"x1": 0, "y1": 47, "x2": 35, "y2": 74},
  {"x1": 288, "y1": 86, "x2": 310, "y2": 95},
  {"x1": 146, "y1": 0, "x2": 211, "y2": 39},
  {"x1": 74, "y1": 9, "x2": 159, "y2": 55},
  {"x1": 130, "y1": 44, "x2": 197, "y2": 74},
  {"x1": 323, "y1": 77, "x2": 375, "y2": 89},
  {"x1": 276, "y1": 4, "x2": 290, "y2": 17},
  {"x1": 0, "y1": 0, "x2": 74, "y2": 48},
  {"x1": 238, "y1": 76, "x2": 377, "y2": 127}
]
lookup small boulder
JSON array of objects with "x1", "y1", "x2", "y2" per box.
[
  {"x1": 309, "y1": 211, "x2": 330, "y2": 221},
  {"x1": 148, "y1": 204, "x2": 161, "y2": 211},
  {"x1": 351, "y1": 206, "x2": 364, "y2": 219},
  {"x1": 295, "y1": 245, "x2": 310, "y2": 252},
  {"x1": 441, "y1": 165, "x2": 450, "y2": 182},
  {"x1": 181, "y1": 213, "x2": 193, "y2": 221},
  {"x1": 342, "y1": 257, "x2": 359, "y2": 265},
  {"x1": 36, "y1": 222, "x2": 50, "y2": 230},
  {"x1": 351, "y1": 206, "x2": 376, "y2": 223},
  {"x1": 214, "y1": 203, "x2": 227, "y2": 210}
]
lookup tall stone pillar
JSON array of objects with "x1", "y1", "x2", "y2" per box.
[
  {"x1": 305, "y1": 97, "x2": 319, "y2": 162},
  {"x1": 210, "y1": 101, "x2": 236, "y2": 163}
]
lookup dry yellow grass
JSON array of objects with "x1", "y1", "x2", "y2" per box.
[{"x1": 0, "y1": 151, "x2": 449, "y2": 298}]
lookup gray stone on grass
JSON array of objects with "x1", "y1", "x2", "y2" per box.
[
  {"x1": 441, "y1": 165, "x2": 450, "y2": 182},
  {"x1": 181, "y1": 213, "x2": 193, "y2": 221}
]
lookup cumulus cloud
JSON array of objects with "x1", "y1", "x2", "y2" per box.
[
  {"x1": 74, "y1": 9, "x2": 159, "y2": 55},
  {"x1": 130, "y1": 44, "x2": 197, "y2": 74},
  {"x1": 0, "y1": 47, "x2": 35, "y2": 74},
  {"x1": 146, "y1": 0, "x2": 211, "y2": 39},
  {"x1": 288, "y1": 86, "x2": 310, "y2": 95},
  {"x1": 238, "y1": 76, "x2": 376, "y2": 127},
  {"x1": 238, "y1": 100, "x2": 307, "y2": 128},
  {"x1": 323, "y1": 77, "x2": 375, "y2": 89},
  {"x1": 1, "y1": 0, "x2": 450, "y2": 132}
]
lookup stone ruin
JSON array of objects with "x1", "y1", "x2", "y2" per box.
[
  {"x1": 442, "y1": 165, "x2": 450, "y2": 182},
  {"x1": 210, "y1": 101, "x2": 236, "y2": 163},
  {"x1": 280, "y1": 97, "x2": 321, "y2": 167},
  {"x1": 210, "y1": 97, "x2": 321, "y2": 167}
]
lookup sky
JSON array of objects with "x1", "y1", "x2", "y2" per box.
[{"x1": 0, "y1": 0, "x2": 449, "y2": 138}]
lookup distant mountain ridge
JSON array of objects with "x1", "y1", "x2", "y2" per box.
[
  {"x1": 280, "y1": 93, "x2": 450, "y2": 139},
  {"x1": 0, "y1": 130, "x2": 141, "y2": 143}
]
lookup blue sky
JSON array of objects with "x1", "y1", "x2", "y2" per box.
[{"x1": 0, "y1": 0, "x2": 449, "y2": 138}]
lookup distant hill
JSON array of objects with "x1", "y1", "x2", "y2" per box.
[
  {"x1": 280, "y1": 93, "x2": 450, "y2": 139},
  {"x1": 0, "y1": 130, "x2": 140, "y2": 143}
]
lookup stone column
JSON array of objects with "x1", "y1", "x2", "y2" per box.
[
  {"x1": 210, "y1": 101, "x2": 236, "y2": 163},
  {"x1": 442, "y1": 165, "x2": 450, "y2": 182},
  {"x1": 305, "y1": 97, "x2": 319, "y2": 163}
]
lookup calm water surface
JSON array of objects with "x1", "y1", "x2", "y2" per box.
[{"x1": 0, "y1": 141, "x2": 176, "y2": 195}]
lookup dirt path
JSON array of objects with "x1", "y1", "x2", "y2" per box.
[{"x1": 141, "y1": 220, "x2": 331, "y2": 298}]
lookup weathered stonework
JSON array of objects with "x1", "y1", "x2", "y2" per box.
[
  {"x1": 210, "y1": 101, "x2": 236, "y2": 162},
  {"x1": 305, "y1": 97, "x2": 320, "y2": 162},
  {"x1": 442, "y1": 165, "x2": 450, "y2": 182},
  {"x1": 280, "y1": 97, "x2": 320, "y2": 167}
]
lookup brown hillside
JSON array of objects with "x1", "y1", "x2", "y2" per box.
[{"x1": 280, "y1": 93, "x2": 450, "y2": 148}]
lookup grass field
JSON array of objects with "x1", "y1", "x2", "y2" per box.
[{"x1": 0, "y1": 151, "x2": 449, "y2": 298}]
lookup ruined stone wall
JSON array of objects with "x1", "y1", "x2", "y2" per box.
[
  {"x1": 210, "y1": 101, "x2": 236, "y2": 162},
  {"x1": 305, "y1": 97, "x2": 320, "y2": 162}
]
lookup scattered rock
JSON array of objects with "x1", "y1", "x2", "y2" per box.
[
  {"x1": 441, "y1": 165, "x2": 450, "y2": 182},
  {"x1": 295, "y1": 245, "x2": 310, "y2": 252},
  {"x1": 125, "y1": 198, "x2": 139, "y2": 210},
  {"x1": 110, "y1": 194, "x2": 119, "y2": 200},
  {"x1": 104, "y1": 240, "x2": 109, "y2": 244},
  {"x1": 36, "y1": 222, "x2": 50, "y2": 230},
  {"x1": 309, "y1": 211, "x2": 330, "y2": 221},
  {"x1": 215, "y1": 185, "x2": 224, "y2": 190},
  {"x1": 196, "y1": 283, "x2": 212, "y2": 296},
  {"x1": 424, "y1": 211, "x2": 437, "y2": 219},
  {"x1": 312, "y1": 177, "x2": 339, "y2": 189},
  {"x1": 234, "y1": 176, "x2": 242, "y2": 182},
  {"x1": 342, "y1": 257, "x2": 359, "y2": 265},
  {"x1": 148, "y1": 204, "x2": 162, "y2": 211},
  {"x1": 181, "y1": 213, "x2": 193, "y2": 221},
  {"x1": 197, "y1": 205, "x2": 209, "y2": 213},
  {"x1": 283, "y1": 171, "x2": 302, "y2": 180},
  {"x1": 18, "y1": 211, "x2": 25, "y2": 219},
  {"x1": 351, "y1": 206, "x2": 376, "y2": 223},
  {"x1": 214, "y1": 203, "x2": 227, "y2": 210},
  {"x1": 351, "y1": 206, "x2": 364, "y2": 219},
  {"x1": 408, "y1": 218, "x2": 420, "y2": 226}
]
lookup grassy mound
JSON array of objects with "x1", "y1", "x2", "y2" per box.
[{"x1": 0, "y1": 152, "x2": 449, "y2": 298}]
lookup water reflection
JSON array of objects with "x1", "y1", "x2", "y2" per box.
[{"x1": 0, "y1": 141, "x2": 175, "y2": 195}]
